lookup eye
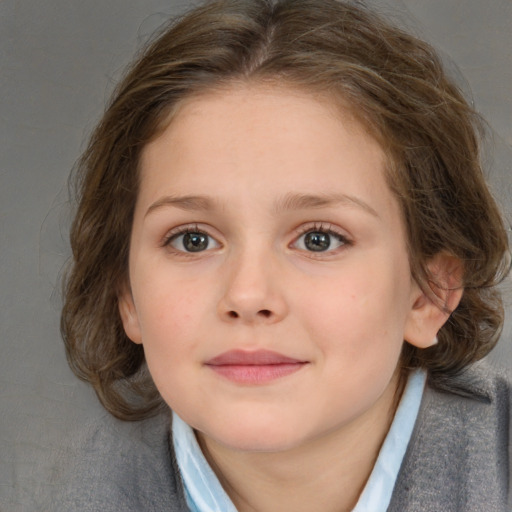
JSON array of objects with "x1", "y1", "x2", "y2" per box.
[
  {"x1": 166, "y1": 229, "x2": 220, "y2": 253},
  {"x1": 293, "y1": 226, "x2": 349, "y2": 253}
]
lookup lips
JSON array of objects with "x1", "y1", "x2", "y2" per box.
[{"x1": 205, "y1": 349, "x2": 308, "y2": 385}]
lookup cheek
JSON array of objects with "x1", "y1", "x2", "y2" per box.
[
  {"x1": 295, "y1": 258, "x2": 410, "y2": 354},
  {"x1": 134, "y1": 278, "x2": 206, "y2": 400},
  {"x1": 134, "y1": 267, "x2": 210, "y2": 338}
]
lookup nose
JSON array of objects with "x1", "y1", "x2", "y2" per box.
[{"x1": 217, "y1": 249, "x2": 288, "y2": 325}]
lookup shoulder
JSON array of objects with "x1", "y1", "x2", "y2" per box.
[
  {"x1": 389, "y1": 362, "x2": 510, "y2": 512},
  {"x1": 430, "y1": 360, "x2": 510, "y2": 403},
  {"x1": 48, "y1": 412, "x2": 188, "y2": 512}
]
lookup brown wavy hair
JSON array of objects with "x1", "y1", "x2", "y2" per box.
[{"x1": 62, "y1": 0, "x2": 510, "y2": 420}]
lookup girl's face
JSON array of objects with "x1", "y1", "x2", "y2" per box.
[{"x1": 120, "y1": 85, "x2": 430, "y2": 452}]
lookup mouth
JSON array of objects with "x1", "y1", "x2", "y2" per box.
[{"x1": 204, "y1": 349, "x2": 308, "y2": 385}]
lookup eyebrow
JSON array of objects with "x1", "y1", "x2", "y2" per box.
[
  {"x1": 273, "y1": 192, "x2": 379, "y2": 217},
  {"x1": 145, "y1": 195, "x2": 216, "y2": 217},
  {"x1": 145, "y1": 192, "x2": 379, "y2": 218}
]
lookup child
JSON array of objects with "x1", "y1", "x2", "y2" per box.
[{"x1": 55, "y1": 0, "x2": 510, "y2": 510}]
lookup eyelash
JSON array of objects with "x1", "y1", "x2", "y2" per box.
[
  {"x1": 291, "y1": 222, "x2": 352, "y2": 255},
  {"x1": 161, "y1": 222, "x2": 352, "y2": 256},
  {"x1": 162, "y1": 224, "x2": 220, "y2": 255}
]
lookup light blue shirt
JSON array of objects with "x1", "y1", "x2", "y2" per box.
[{"x1": 173, "y1": 369, "x2": 426, "y2": 512}]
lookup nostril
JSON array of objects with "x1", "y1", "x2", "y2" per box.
[{"x1": 225, "y1": 309, "x2": 273, "y2": 320}]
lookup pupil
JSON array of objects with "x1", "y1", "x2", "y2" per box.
[
  {"x1": 305, "y1": 231, "x2": 330, "y2": 251},
  {"x1": 183, "y1": 232, "x2": 208, "y2": 252}
]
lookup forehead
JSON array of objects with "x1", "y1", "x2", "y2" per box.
[
  {"x1": 144, "y1": 83, "x2": 374, "y2": 158},
  {"x1": 138, "y1": 84, "x2": 398, "y2": 221}
]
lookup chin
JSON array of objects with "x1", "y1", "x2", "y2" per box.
[{"x1": 201, "y1": 418, "x2": 312, "y2": 453}]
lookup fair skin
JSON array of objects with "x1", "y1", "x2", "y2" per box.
[{"x1": 119, "y1": 84, "x2": 460, "y2": 512}]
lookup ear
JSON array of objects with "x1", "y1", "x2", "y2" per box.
[
  {"x1": 118, "y1": 283, "x2": 142, "y2": 344},
  {"x1": 404, "y1": 252, "x2": 463, "y2": 349}
]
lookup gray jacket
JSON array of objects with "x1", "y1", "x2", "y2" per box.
[{"x1": 50, "y1": 363, "x2": 510, "y2": 511}]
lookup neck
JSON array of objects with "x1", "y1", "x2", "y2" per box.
[{"x1": 197, "y1": 372, "x2": 403, "y2": 512}]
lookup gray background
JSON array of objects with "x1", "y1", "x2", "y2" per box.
[{"x1": 1, "y1": 1, "x2": 511, "y2": 510}]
